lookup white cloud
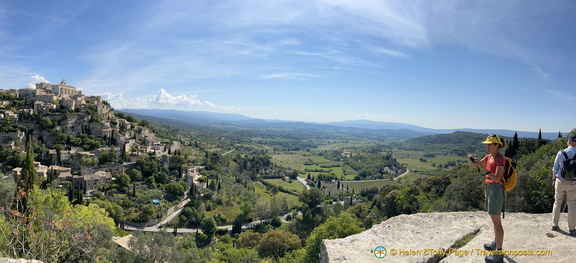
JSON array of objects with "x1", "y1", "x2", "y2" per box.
[
  {"x1": 98, "y1": 92, "x2": 124, "y2": 101},
  {"x1": 98, "y1": 88, "x2": 239, "y2": 111},
  {"x1": 27, "y1": 75, "x2": 50, "y2": 88},
  {"x1": 152, "y1": 88, "x2": 204, "y2": 106}
]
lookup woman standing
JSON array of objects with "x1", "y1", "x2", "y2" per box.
[{"x1": 468, "y1": 134, "x2": 507, "y2": 263}]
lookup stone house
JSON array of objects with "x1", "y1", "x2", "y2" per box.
[
  {"x1": 2, "y1": 110, "x2": 18, "y2": 121},
  {"x1": 18, "y1": 88, "x2": 36, "y2": 100},
  {"x1": 48, "y1": 149, "x2": 72, "y2": 165},
  {"x1": 33, "y1": 101, "x2": 56, "y2": 113},
  {"x1": 12, "y1": 162, "x2": 49, "y2": 179},
  {"x1": 84, "y1": 171, "x2": 113, "y2": 191},
  {"x1": 58, "y1": 170, "x2": 112, "y2": 191},
  {"x1": 34, "y1": 93, "x2": 57, "y2": 103}
]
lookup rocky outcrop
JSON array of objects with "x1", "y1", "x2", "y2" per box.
[{"x1": 321, "y1": 211, "x2": 575, "y2": 263}]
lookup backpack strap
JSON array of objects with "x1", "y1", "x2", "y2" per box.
[
  {"x1": 502, "y1": 191, "x2": 507, "y2": 219},
  {"x1": 562, "y1": 150, "x2": 569, "y2": 160},
  {"x1": 562, "y1": 150, "x2": 570, "y2": 180}
]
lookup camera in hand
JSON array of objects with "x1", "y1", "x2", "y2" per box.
[{"x1": 469, "y1": 156, "x2": 476, "y2": 163}]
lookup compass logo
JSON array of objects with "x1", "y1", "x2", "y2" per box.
[{"x1": 374, "y1": 246, "x2": 387, "y2": 259}]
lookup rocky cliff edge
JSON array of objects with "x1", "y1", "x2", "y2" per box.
[{"x1": 321, "y1": 211, "x2": 575, "y2": 263}]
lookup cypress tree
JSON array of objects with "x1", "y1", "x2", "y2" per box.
[
  {"x1": 22, "y1": 136, "x2": 37, "y2": 191},
  {"x1": 538, "y1": 129, "x2": 545, "y2": 147},
  {"x1": 512, "y1": 132, "x2": 520, "y2": 158},
  {"x1": 68, "y1": 183, "x2": 74, "y2": 203},
  {"x1": 15, "y1": 136, "x2": 37, "y2": 213},
  {"x1": 538, "y1": 129, "x2": 542, "y2": 141}
]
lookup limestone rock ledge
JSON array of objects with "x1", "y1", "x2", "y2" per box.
[{"x1": 321, "y1": 211, "x2": 575, "y2": 263}]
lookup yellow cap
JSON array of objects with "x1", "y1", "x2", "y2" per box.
[{"x1": 481, "y1": 134, "x2": 501, "y2": 145}]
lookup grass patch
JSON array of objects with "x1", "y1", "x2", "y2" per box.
[
  {"x1": 205, "y1": 204, "x2": 241, "y2": 224},
  {"x1": 263, "y1": 178, "x2": 307, "y2": 193},
  {"x1": 453, "y1": 232, "x2": 478, "y2": 248},
  {"x1": 271, "y1": 153, "x2": 310, "y2": 170}
]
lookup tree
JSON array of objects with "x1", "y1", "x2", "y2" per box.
[
  {"x1": 137, "y1": 204, "x2": 157, "y2": 223},
  {"x1": 270, "y1": 195, "x2": 288, "y2": 217},
  {"x1": 235, "y1": 232, "x2": 262, "y2": 249},
  {"x1": 15, "y1": 136, "x2": 37, "y2": 213},
  {"x1": 1, "y1": 188, "x2": 117, "y2": 262},
  {"x1": 39, "y1": 117, "x2": 53, "y2": 130},
  {"x1": 443, "y1": 167, "x2": 485, "y2": 211},
  {"x1": 303, "y1": 213, "x2": 365, "y2": 263},
  {"x1": 155, "y1": 171, "x2": 168, "y2": 184},
  {"x1": 54, "y1": 144, "x2": 64, "y2": 165},
  {"x1": 538, "y1": 129, "x2": 544, "y2": 147},
  {"x1": 129, "y1": 169, "x2": 143, "y2": 181},
  {"x1": 257, "y1": 229, "x2": 301, "y2": 260},
  {"x1": 165, "y1": 182, "x2": 185, "y2": 201},
  {"x1": 231, "y1": 217, "x2": 243, "y2": 235},
  {"x1": 170, "y1": 155, "x2": 186, "y2": 174},
  {"x1": 507, "y1": 139, "x2": 561, "y2": 213},
  {"x1": 271, "y1": 215, "x2": 282, "y2": 228},
  {"x1": 129, "y1": 231, "x2": 179, "y2": 263},
  {"x1": 290, "y1": 170, "x2": 299, "y2": 180},
  {"x1": 0, "y1": 175, "x2": 16, "y2": 209},
  {"x1": 216, "y1": 247, "x2": 260, "y2": 263},
  {"x1": 4, "y1": 153, "x2": 24, "y2": 170},
  {"x1": 99, "y1": 151, "x2": 117, "y2": 164},
  {"x1": 92, "y1": 199, "x2": 123, "y2": 224},
  {"x1": 115, "y1": 172, "x2": 131, "y2": 189},
  {"x1": 289, "y1": 188, "x2": 326, "y2": 240},
  {"x1": 201, "y1": 216, "x2": 217, "y2": 238},
  {"x1": 255, "y1": 200, "x2": 271, "y2": 222}
]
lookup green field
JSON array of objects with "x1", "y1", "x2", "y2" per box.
[
  {"x1": 341, "y1": 179, "x2": 400, "y2": 193},
  {"x1": 271, "y1": 153, "x2": 310, "y2": 170},
  {"x1": 313, "y1": 138, "x2": 380, "y2": 151},
  {"x1": 263, "y1": 178, "x2": 308, "y2": 193},
  {"x1": 269, "y1": 147, "x2": 469, "y2": 195},
  {"x1": 272, "y1": 152, "x2": 346, "y2": 179},
  {"x1": 393, "y1": 149, "x2": 467, "y2": 173}
]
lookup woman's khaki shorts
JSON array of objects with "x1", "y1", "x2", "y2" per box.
[{"x1": 486, "y1": 183, "x2": 504, "y2": 215}]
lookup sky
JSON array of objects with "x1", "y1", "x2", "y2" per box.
[{"x1": 1, "y1": 0, "x2": 575, "y2": 133}]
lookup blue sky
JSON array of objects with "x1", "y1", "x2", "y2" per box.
[{"x1": 1, "y1": 0, "x2": 575, "y2": 133}]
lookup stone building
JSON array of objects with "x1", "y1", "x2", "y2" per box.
[{"x1": 50, "y1": 80, "x2": 78, "y2": 95}]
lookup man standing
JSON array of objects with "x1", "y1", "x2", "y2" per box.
[{"x1": 551, "y1": 134, "x2": 576, "y2": 235}]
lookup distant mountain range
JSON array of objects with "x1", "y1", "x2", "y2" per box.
[{"x1": 118, "y1": 109, "x2": 562, "y2": 140}]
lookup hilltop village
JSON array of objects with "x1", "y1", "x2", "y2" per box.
[{"x1": 0, "y1": 81, "x2": 194, "y2": 195}]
